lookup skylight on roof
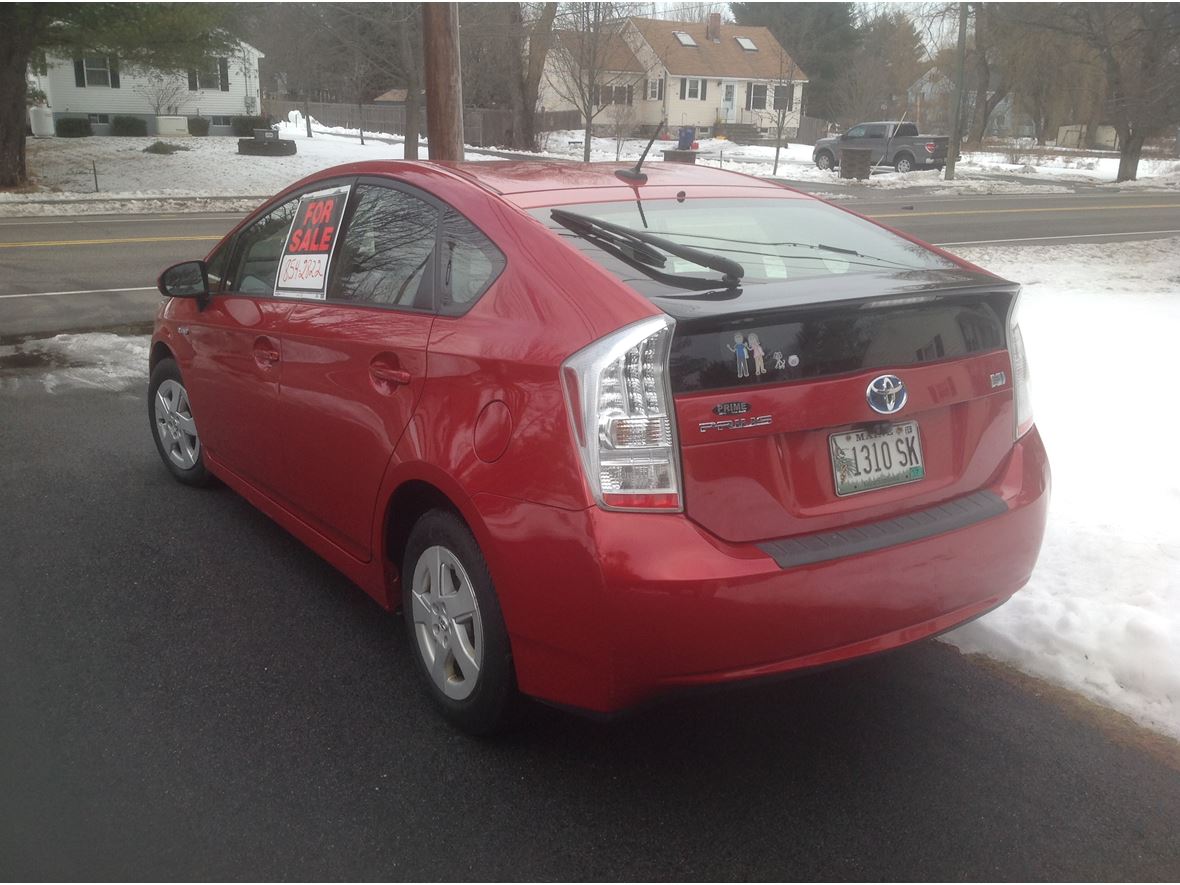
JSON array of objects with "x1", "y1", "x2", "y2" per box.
[
  {"x1": 673, "y1": 31, "x2": 698, "y2": 47},
  {"x1": 735, "y1": 36, "x2": 757, "y2": 51}
]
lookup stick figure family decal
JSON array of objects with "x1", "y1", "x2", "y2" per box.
[{"x1": 726, "y1": 332, "x2": 796, "y2": 381}]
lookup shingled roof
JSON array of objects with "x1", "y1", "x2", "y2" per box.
[
  {"x1": 628, "y1": 17, "x2": 808, "y2": 81},
  {"x1": 551, "y1": 28, "x2": 645, "y2": 74}
]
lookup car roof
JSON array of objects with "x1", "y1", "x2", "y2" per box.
[{"x1": 300, "y1": 159, "x2": 803, "y2": 209}]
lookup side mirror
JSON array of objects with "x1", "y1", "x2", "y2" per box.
[{"x1": 158, "y1": 261, "x2": 209, "y2": 302}]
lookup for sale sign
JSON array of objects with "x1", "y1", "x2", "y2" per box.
[{"x1": 275, "y1": 185, "x2": 350, "y2": 299}]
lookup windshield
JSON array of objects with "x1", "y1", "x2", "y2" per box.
[{"x1": 532, "y1": 196, "x2": 954, "y2": 286}]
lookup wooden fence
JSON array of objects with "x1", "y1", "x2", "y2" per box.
[{"x1": 263, "y1": 99, "x2": 580, "y2": 147}]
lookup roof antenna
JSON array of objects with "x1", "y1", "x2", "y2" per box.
[{"x1": 616, "y1": 117, "x2": 666, "y2": 185}]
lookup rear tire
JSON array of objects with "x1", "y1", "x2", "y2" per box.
[
  {"x1": 815, "y1": 150, "x2": 835, "y2": 171},
  {"x1": 402, "y1": 509, "x2": 516, "y2": 735},
  {"x1": 148, "y1": 358, "x2": 212, "y2": 487},
  {"x1": 894, "y1": 153, "x2": 915, "y2": 174}
]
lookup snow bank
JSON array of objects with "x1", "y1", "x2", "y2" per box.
[
  {"x1": 0, "y1": 333, "x2": 149, "y2": 393},
  {"x1": 943, "y1": 236, "x2": 1180, "y2": 740}
]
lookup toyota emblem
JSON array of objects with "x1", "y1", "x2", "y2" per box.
[{"x1": 866, "y1": 374, "x2": 907, "y2": 414}]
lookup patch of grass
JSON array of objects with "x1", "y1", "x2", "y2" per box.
[{"x1": 142, "y1": 141, "x2": 191, "y2": 155}]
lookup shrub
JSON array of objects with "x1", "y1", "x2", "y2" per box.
[
  {"x1": 111, "y1": 115, "x2": 148, "y2": 136},
  {"x1": 187, "y1": 116, "x2": 210, "y2": 137},
  {"x1": 231, "y1": 115, "x2": 268, "y2": 137},
  {"x1": 142, "y1": 141, "x2": 190, "y2": 155},
  {"x1": 55, "y1": 117, "x2": 92, "y2": 138}
]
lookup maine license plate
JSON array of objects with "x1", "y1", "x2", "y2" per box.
[{"x1": 829, "y1": 421, "x2": 925, "y2": 497}]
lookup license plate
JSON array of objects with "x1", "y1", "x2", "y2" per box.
[{"x1": 829, "y1": 421, "x2": 925, "y2": 497}]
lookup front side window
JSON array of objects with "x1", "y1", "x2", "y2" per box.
[
  {"x1": 84, "y1": 56, "x2": 111, "y2": 87},
  {"x1": 226, "y1": 198, "x2": 300, "y2": 294},
  {"x1": 328, "y1": 185, "x2": 440, "y2": 309},
  {"x1": 864, "y1": 124, "x2": 888, "y2": 138},
  {"x1": 846, "y1": 125, "x2": 866, "y2": 139},
  {"x1": 438, "y1": 208, "x2": 505, "y2": 315}
]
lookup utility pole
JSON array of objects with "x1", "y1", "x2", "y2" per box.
[
  {"x1": 423, "y1": 2, "x2": 464, "y2": 161},
  {"x1": 945, "y1": 2, "x2": 968, "y2": 180}
]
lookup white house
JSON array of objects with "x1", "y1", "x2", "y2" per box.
[
  {"x1": 541, "y1": 14, "x2": 808, "y2": 140},
  {"x1": 31, "y1": 41, "x2": 264, "y2": 136}
]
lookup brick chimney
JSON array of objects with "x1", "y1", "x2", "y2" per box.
[{"x1": 707, "y1": 12, "x2": 721, "y2": 42}]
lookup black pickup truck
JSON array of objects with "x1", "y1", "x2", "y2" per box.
[{"x1": 813, "y1": 121, "x2": 949, "y2": 173}]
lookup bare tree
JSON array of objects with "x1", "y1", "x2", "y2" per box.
[
  {"x1": 545, "y1": 3, "x2": 636, "y2": 162},
  {"x1": 134, "y1": 71, "x2": 190, "y2": 116},
  {"x1": 762, "y1": 46, "x2": 801, "y2": 175},
  {"x1": 1008, "y1": 3, "x2": 1180, "y2": 180}
]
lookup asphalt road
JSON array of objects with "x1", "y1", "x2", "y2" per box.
[
  {"x1": 2, "y1": 189, "x2": 1178, "y2": 339},
  {"x1": 1, "y1": 373, "x2": 1179, "y2": 879}
]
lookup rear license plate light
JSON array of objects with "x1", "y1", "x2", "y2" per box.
[{"x1": 829, "y1": 421, "x2": 925, "y2": 497}]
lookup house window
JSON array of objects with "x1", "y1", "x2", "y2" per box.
[
  {"x1": 773, "y1": 85, "x2": 793, "y2": 112},
  {"x1": 749, "y1": 83, "x2": 768, "y2": 110},
  {"x1": 673, "y1": 31, "x2": 698, "y2": 47},
  {"x1": 646, "y1": 78, "x2": 661, "y2": 101},
  {"x1": 592, "y1": 84, "x2": 633, "y2": 107},
  {"x1": 189, "y1": 58, "x2": 228, "y2": 92},
  {"x1": 210, "y1": 115, "x2": 232, "y2": 126},
  {"x1": 84, "y1": 56, "x2": 111, "y2": 87},
  {"x1": 687, "y1": 78, "x2": 702, "y2": 100},
  {"x1": 87, "y1": 113, "x2": 110, "y2": 124},
  {"x1": 735, "y1": 36, "x2": 757, "y2": 51}
]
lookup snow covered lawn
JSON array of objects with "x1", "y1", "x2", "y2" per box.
[
  {"x1": 6, "y1": 118, "x2": 1178, "y2": 215},
  {"x1": 944, "y1": 236, "x2": 1180, "y2": 740},
  {"x1": 535, "y1": 129, "x2": 1180, "y2": 192},
  {"x1": 6, "y1": 234, "x2": 1177, "y2": 740}
]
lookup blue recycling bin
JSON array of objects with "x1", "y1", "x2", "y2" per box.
[{"x1": 676, "y1": 126, "x2": 695, "y2": 150}]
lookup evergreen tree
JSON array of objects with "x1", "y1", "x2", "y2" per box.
[{"x1": 730, "y1": 2, "x2": 860, "y2": 121}]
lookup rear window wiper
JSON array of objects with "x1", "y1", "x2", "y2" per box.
[{"x1": 550, "y1": 208, "x2": 745, "y2": 289}]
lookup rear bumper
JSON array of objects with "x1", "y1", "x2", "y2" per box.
[{"x1": 478, "y1": 426, "x2": 1050, "y2": 714}]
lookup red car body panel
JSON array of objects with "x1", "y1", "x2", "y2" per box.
[{"x1": 151, "y1": 160, "x2": 1050, "y2": 715}]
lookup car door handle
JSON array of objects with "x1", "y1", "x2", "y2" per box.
[
  {"x1": 253, "y1": 337, "x2": 280, "y2": 366},
  {"x1": 370, "y1": 365, "x2": 412, "y2": 386}
]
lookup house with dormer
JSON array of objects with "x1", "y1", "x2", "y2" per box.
[{"x1": 541, "y1": 13, "x2": 808, "y2": 140}]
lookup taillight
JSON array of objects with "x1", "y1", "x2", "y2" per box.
[
  {"x1": 924, "y1": 142, "x2": 936, "y2": 153},
  {"x1": 1008, "y1": 293, "x2": 1034, "y2": 439},
  {"x1": 561, "y1": 315, "x2": 682, "y2": 512}
]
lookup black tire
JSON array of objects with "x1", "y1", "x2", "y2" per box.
[
  {"x1": 148, "y1": 358, "x2": 212, "y2": 487},
  {"x1": 815, "y1": 150, "x2": 835, "y2": 170},
  {"x1": 894, "y1": 152, "x2": 915, "y2": 174},
  {"x1": 402, "y1": 509, "x2": 516, "y2": 735}
]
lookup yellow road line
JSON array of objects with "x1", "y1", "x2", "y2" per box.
[
  {"x1": 871, "y1": 203, "x2": 1180, "y2": 219},
  {"x1": 0, "y1": 235, "x2": 220, "y2": 249}
]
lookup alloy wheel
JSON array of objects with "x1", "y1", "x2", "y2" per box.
[
  {"x1": 154, "y1": 379, "x2": 200, "y2": 470},
  {"x1": 410, "y1": 545, "x2": 484, "y2": 701}
]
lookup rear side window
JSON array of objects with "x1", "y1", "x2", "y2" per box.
[
  {"x1": 328, "y1": 185, "x2": 439, "y2": 309},
  {"x1": 895, "y1": 122, "x2": 919, "y2": 137},
  {"x1": 227, "y1": 198, "x2": 300, "y2": 294},
  {"x1": 437, "y1": 207, "x2": 505, "y2": 316}
]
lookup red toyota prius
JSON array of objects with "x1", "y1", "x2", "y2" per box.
[{"x1": 149, "y1": 159, "x2": 1049, "y2": 733}]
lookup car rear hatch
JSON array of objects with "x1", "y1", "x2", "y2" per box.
[{"x1": 656, "y1": 268, "x2": 1018, "y2": 545}]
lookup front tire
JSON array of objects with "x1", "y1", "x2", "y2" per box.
[
  {"x1": 148, "y1": 358, "x2": 211, "y2": 486},
  {"x1": 402, "y1": 509, "x2": 516, "y2": 734}
]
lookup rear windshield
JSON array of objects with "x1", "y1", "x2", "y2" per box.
[{"x1": 530, "y1": 196, "x2": 954, "y2": 289}]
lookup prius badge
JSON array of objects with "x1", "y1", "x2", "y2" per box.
[{"x1": 866, "y1": 374, "x2": 907, "y2": 415}]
